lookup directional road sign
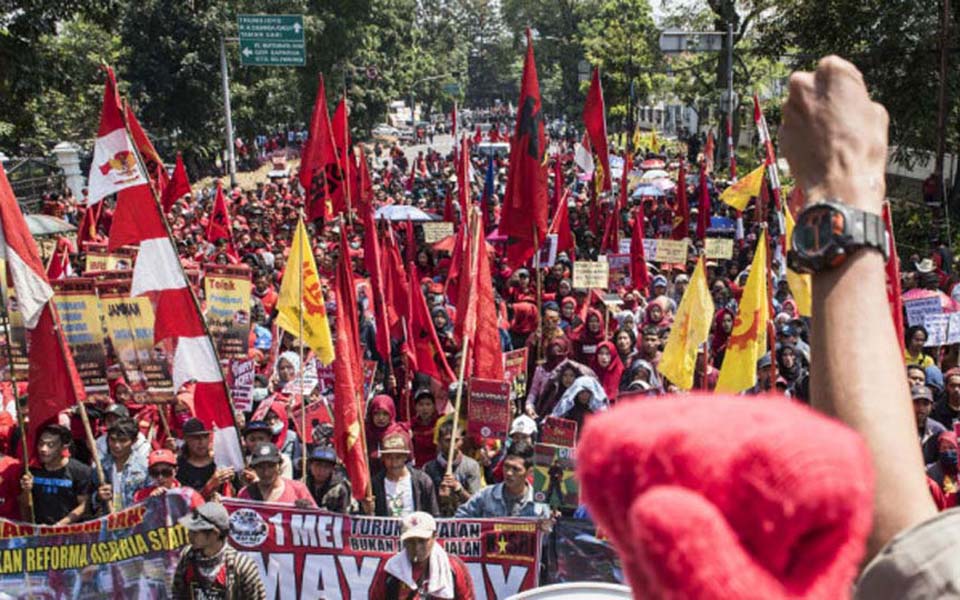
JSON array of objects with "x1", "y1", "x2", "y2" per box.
[
  {"x1": 659, "y1": 31, "x2": 724, "y2": 54},
  {"x1": 237, "y1": 14, "x2": 305, "y2": 67}
]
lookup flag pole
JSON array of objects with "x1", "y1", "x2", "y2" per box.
[
  {"x1": 0, "y1": 289, "x2": 33, "y2": 522},
  {"x1": 298, "y1": 210, "x2": 307, "y2": 479},
  {"x1": 341, "y1": 91, "x2": 354, "y2": 227},
  {"x1": 447, "y1": 209, "x2": 481, "y2": 475},
  {"x1": 533, "y1": 223, "x2": 544, "y2": 364}
]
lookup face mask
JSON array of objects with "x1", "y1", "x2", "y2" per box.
[
  {"x1": 270, "y1": 422, "x2": 284, "y2": 436},
  {"x1": 942, "y1": 449, "x2": 958, "y2": 467},
  {"x1": 433, "y1": 295, "x2": 445, "y2": 305},
  {"x1": 252, "y1": 388, "x2": 269, "y2": 402}
]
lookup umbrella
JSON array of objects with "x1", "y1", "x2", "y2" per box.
[
  {"x1": 902, "y1": 288, "x2": 960, "y2": 313},
  {"x1": 652, "y1": 178, "x2": 675, "y2": 192},
  {"x1": 640, "y1": 159, "x2": 665, "y2": 170},
  {"x1": 25, "y1": 214, "x2": 76, "y2": 237},
  {"x1": 631, "y1": 184, "x2": 665, "y2": 199},
  {"x1": 640, "y1": 169, "x2": 669, "y2": 181},
  {"x1": 374, "y1": 205, "x2": 438, "y2": 222}
]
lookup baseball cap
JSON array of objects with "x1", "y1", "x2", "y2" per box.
[
  {"x1": 757, "y1": 353, "x2": 773, "y2": 369},
  {"x1": 308, "y1": 446, "x2": 337, "y2": 463},
  {"x1": 413, "y1": 387, "x2": 434, "y2": 401},
  {"x1": 509, "y1": 415, "x2": 538, "y2": 436},
  {"x1": 177, "y1": 502, "x2": 230, "y2": 533},
  {"x1": 911, "y1": 385, "x2": 934, "y2": 403},
  {"x1": 148, "y1": 449, "x2": 177, "y2": 468},
  {"x1": 379, "y1": 432, "x2": 411, "y2": 456},
  {"x1": 674, "y1": 274, "x2": 690, "y2": 284},
  {"x1": 652, "y1": 275, "x2": 668, "y2": 288},
  {"x1": 400, "y1": 511, "x2": 437, "y2": 542},
  {"x1": 243, "y1": 420, "x2": 272, "y2": 436},
  {"x1": 103, "y1": 404, "x2": 130, "y2": 419},
  {"x1": 182, "y1": 418, "x2": 210, "y2": 436},
  {"x1": 250, "y1": 442, "x2": 282, "y2": 466}
]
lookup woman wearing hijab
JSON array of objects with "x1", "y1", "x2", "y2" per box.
[
  {"x1": 776, "y1": 342, "x2": 806, "y2": 395},
  {"x1": 534, "y1": 359, "x2": 597, "y2": 419},
  {"x1": 594, "y1": 341, "x2": 624, "y2": 402},
  {"x1": 551, "y1": 375, "x2": 609, "y2": 437},
  {"x1": 710, "y1": 309, "x2": 735, "y2": 368},
  {"x1": 620, "y1": 357, "x2": 663, "y2": 395},
  {"x1": 926, "y1": 431, "x2": 959, "y2": 508},
  {"x1": 612, "y1": 327, "x2": 637, "y2": 365},
  {"x1": 524, "y1": 337, "x2": 571, "y2": 417},
  {"x1": 643, "y1": 296, "x2": 674, "y2": 328},
  {"x1": 572, "y1": 308, "x2": 606, "y2": 366},
  {"x1": 558, "y1": 297, "x2": 582, "y2": 332},
  {"x1": 365, "y1": 394, "x2": 399, "y2": 472},
  {"x1": 271, "y1": 351, "x2": 301, "y2": 394},
  {"x1": 430, "y1": 305, "x2": 459, "y2": 358}
]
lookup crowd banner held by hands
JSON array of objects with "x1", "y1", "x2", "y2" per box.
[
  {"x1": 537, "y1": 233, "x2": 558, "y2": 268},
  {"x1": 704, "y1": 238, "x2": 734, "y2": 260},
  {"x1": 653, "y1": 239, "x2": 687, "y2": 264},
  {"x1": 421, "y1": 221, "x2": 455, "y2": 243},
  {"x1": 467, "y1": 378, "x2": 512, "y2": 442},
  {"x1": 51, "y1": 278, "x2": 109, "y2": 393},
  {"x1": 606, "y1": 253, "x2": 631, "y2": 289},
  {"x1": 572, "y1": 260, "x2": 610, "y2": 290},
  {"x1": 541, "y1": 416, "x2": 577, "y2": 448},
  {"x1": 203, "y1": 264, "x2": 253, "y2": 359},
  {"x1": 534, "y1": 444, "x2": 578, "y2": 510},
  {"x1": 229, "y1": 358, "x2": 255, "y2": 412},
  {"x1": 923, "y1": 313, "x2": 960, "y2": 347}
]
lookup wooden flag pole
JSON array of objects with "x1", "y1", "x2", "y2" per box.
[
  {"x1": 0, "y1": 290, "x2": 33, "y2": 523},
  {"x1": 533, "y1": 223, "x2": 544, "y2": 365},
  {"x1": 298, "y1": 210, "x2": 308, "y2": 479}
]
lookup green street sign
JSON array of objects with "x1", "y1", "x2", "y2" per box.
[
  {"x1": 442, "y1": 82, "x2": 461, "y2": 95},
  {"x1": 237, "y1": 14, "x2": 305, "y2": 67}
]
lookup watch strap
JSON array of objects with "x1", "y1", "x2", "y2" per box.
[{"x1": 848, "y1": 207, "x2": 888, "y2": 261}]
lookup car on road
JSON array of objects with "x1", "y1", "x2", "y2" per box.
[
  {"x1": 473, "y1": 141, "x2": 510, "y2": 158},
  {"x1": 372, "y1": 124, "x2": 401, "y2": 140}
]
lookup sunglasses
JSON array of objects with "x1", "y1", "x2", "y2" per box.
[{"x1": 150, "y1": 467, "x2": 175, "y2": 478}]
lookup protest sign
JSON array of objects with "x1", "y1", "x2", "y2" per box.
[
  {"x1": 537, "y1": 233, "x2": 558, "y2": 268},
  {"x1": 97, "y1": 279, "x2": 175, "y2": 402},
  {"x1": 290, "y1": 398, "x2": 334, "y2": 446},
  {"x1": 503, "y1": 348, "x2": 528, "y2": 403},
  {"x1": 923, "y1": 312, "x2": 960, "y2": 347},
  {"x1": 230, "y1": 358, "x2": 256, "y2": 412},
  {"x1": 203, "y1": 264, "x2": 252, "y2": 359},
  {"x1": 905, "y1": 296, "x2": 943, "y2": 327},
  {"x1": 0, "y1": 492, "x2": 544, "y2": 599},
  {"x1": 705, "y1": 237, "x2": 734, "y2": 260},
  {"x1": 84, "y1": 247, "x2": 137, "y2": 272},
  {"x1": 316, "y1": 361, "x2": 335, "y2": 393},
  {"x1": 606, "y1": 253, "x2": 631, "y2": 289},
  {"x1": 52, "y1": 278, "x2": 108, "y2": 393},
  {"x1": 533, "y1": 443, "x2": 578, "y2": 510},
  {"x1": 654, "y1": 238, "x2": 688, "y2": 263},
  {"x1": 283, "y1": 357, "x2": 319, "y2": 397},
  {"x1": 467, "y1": 378, "x2": 512, "y2": 441},
  {"x1": 540, "y1": 416, "x2": 578, "y2": 448},
  {"x1": 421, "y1": 221, "x2": 455, "y2": 243},
  {"x1": 572, "y1": 260, "x2": 609, "y2": 290}
]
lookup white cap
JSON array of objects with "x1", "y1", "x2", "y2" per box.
[
  {"x1": 510, "y1": 415, "x2": 538, "y2": 436},
  {"x1": 400, "y1": 511, "x2": 437, "y2": 542}
]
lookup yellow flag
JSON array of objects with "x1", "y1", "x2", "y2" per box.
[
  {"x1": 658, "y1": 257, "x2": 715, "y2": 390},
  {"x1": 276, "y1": 218, "x2": 335, "y2": 365},
  {"x1": 720, "y1": 164, "x2": 765, "y2": 211},
  {"x1": 633, "y1": 127, "x2": 642, "y2": 151},
  {"x1": 650, "y1": 128, "x2": 658, "y2": 151},
  {"x1": 784, "y1": 207, "x2": 812, "y2": 316},
  {"x1": 716, "y1": 230, "x2": 769, "y2": 393}
]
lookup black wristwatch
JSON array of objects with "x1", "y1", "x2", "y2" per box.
[{"x1": 787, "y1": 200, "x2": 888, "y2": 274}]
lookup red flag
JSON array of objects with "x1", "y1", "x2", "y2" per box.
[
  {"x1": 362, "y1": 207, "x2": 392, "y2": 367},
  {"x1": 630, "y1": 205, "x2": 650, "y2": 293},
  {"x1": 206, "y1": 181, "x2": 239, "y2": 261},
  {"x1": 333, "y1": 241, "x2": 370, "y2": 501},
  {"x1": 469, "y1": 216, "x2": 504, "y2": 380},
  {"x1": 443, "y1": 187, "x2": 455, "y2": 223},
  {"x1": 124, "y1": 102, "x2": 170, "y2": 198},
  {"x1": 457, "y1": 137, "x2": 471, "y2": 222},
  {"x1": 46, "y1": 237, "x2": 75, "y2": 281},
  {"x1": 549, "y1": 190, "x2": 574, "y2": 253},
  {"x1": 0, "y1": 165, "x2": 85, "y2": 457},
  {"x1": 883, "y1": 203, "x2": 905, "y2": 352},
  {"x1": 696, "y1": 165, "x2": 711, "y2": 241},
  {"x1": 405, "y1": 219, "x2": 416, "y2": 264},
  {"x1": 300, "y1": 75, "x2": 343, "y2": 221},
  {"x1": 672, "y1": 161, "x2": 689, "y2": 240},
  {"x1": 332, "y1": 96, "x2": 356, "y2": 215},
  {"x1": 582, "y1": 67, "x2": 611, "y2": 192},
  {"x1": 355, "y1": 150, "x2": 374, "y2": 216},
  {"x1": 409, "y1": 263, "x2": 456, "y2": 385},
  {"x1": 704, "y1": 131, "x2": 715, "y2": 175},
  {"x1": 161, "y1": 152, "x2": 192, "y2": 212},
  {"x1": 500, "y1": 29, "x2": 548, "y2": 268},
  {"x1": 76, "y1": 203, "x2": 103, "y2": 249}
]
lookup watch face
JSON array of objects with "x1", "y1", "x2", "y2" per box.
[{"x1": 795, "y1": 205, "x2": 845, "y2": 258}]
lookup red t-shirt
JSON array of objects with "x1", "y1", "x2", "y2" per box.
[
  {"x1": 238, "y1": 478, "x2": 317, "y2": 506},
  {"x1": 0, "y1": 455, "x2": 23, "y2": 520}
]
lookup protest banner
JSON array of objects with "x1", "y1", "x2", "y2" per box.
[
  {"x1": 542, "y1": 519, "x2": 623, "y2": 586},
  {"x1": 0, "y1": 491, "x2": 544, "y2": 599},
  {"x1": 654, "y1": 238, "x2": 688, "y2": 263},
  {"x1": 540, "y1": 416, "x2": 578, "y2": 448},
  {"x1": 290, "y1": 398, "x2": 334, "y2": 446},
  {"x1": 503, "y1": 348, "x2": 528, "y2": 403},
  {"x1": 97, "y1": 279, "x2": 175, "y2": 402},
  {"x1": 203, "y1": 264, "x2": 252, "y2": 359},
  {"x1": 572, "y1": 260, "x2": 609, "y2": 290},
  {"x1": 421, "y1": 221, "x2": 455, "y2": 243},
  {"x1": 705, "y1": 237, "x2": 734, "y2": 260},
  {"x1": 606, "y1": 253, "x2": 631, "y2": 289},
  {"x1": 230, "y1": 358, "x2": 256, "y2": 412},
  {"x1": 0, "y1": 263, "x2": 29, "y2": 380},
  {"x1": 533, "y1": 443, "x2": 578, "y2": 510},
  {"x1": 51, "y1": 278, "x2": 109, "y2": 393},
  {"x1": 84, "y1": 246, "x2": 138, "y2": 273},
  {"x1": 905, "y1": 295, "x2": 943, "y2": 327},
  {"x1": 467, "y1": 378, "x2": 512, "y2": 441},
  {"x1": 537, "y1": 233, "x2": 558, "y2": 268},
  {"x1": 316, "y1": 361, "x2": 335, "y2": 393}
]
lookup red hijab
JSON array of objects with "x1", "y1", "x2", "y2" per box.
[
  {"x1": 365, "y1": 394, "x2": 397, "y2": 450},
  {"x1": 594, "y1": 341, "x2": 624, "y2": 401}
]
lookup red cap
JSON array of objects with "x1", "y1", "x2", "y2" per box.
[{"x1": 148, "y1": 449, "x2": 177, "y2": 468}]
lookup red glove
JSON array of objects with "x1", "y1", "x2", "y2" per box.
[{"x1": 577, "y1": 394, "x2": 873, "y2": 600}]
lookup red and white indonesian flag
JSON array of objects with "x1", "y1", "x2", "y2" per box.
[
  {"x1": 0, "y1": 168, "x2": 53, "y2": 327},
  {"x1": 87, "y1": 68, "x2": 147, "y2": 205}
]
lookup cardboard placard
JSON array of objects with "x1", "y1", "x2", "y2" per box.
[
  {"x1": 230, "y1": 358, "x2": 256, "y2": 412},
  {"x1": 533, "y1": 443, "x2": 578, "y2": 509},
  {"x1": 290, "y1": 398, "x2": 334, "y2": 446},
  {"x1": 203, "y1": 264, "x2": 253, "y2": 359},
  {"x1": 282, "y1": 356, "x2": 319, "y2": 397},
  {"x1": 705, "y1": 237, "x2": 734, "y2": 260},
  {"x1": 51, "y1": 278, "x2": 109, "y2": 393},
  {"x1": 572, "y1": 260, "x2": 610, "y2": 290},
  {"x1": 422, "y1": 221, "x2": 455, "y2": 243},
  {"x1": 654, "y1": 238, "x2": 688, "y2": 263},
  {"x1": 467, "y1": 378, "x2": 512, "y2": 441},
  {"x1": 905, "y1": 296, "x2": 943, "y2": 327},
  {"x1": 606, "y1": 253, "x2": 632, "y2": 289},
  {"x1": 536, "y1": 233, "x2": 558, "y2": 268},
  {"x1": 923, "y1": 312, "x2": 960, "y2": 347},
  {"x1": 618, "y1": 238, "x2": 658, "y2": 258},
  {"x1": 503, "y1": 348, "x2": 528, "y2": 402},
  {"x1": 540, "y1": 416, "x2": 578, "y2": 448}
]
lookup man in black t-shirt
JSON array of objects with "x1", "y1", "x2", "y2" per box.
[{"x1": 20, "y1": 424, "x2": 93, "y2": 525}]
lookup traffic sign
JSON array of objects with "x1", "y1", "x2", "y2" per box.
[
  {"x1": 237, "y1": 14, "x2": 305, "y2": 67},
  {"x1": 442, "y1": 82, "x2": 461, "y2": 95},
  {"x1": 659, "y1": 31, "x2": 724, "y2": 54}
]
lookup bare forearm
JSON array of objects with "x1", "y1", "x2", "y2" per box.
[{"x1": 811, "y1": 250, "x2": 935, "y2": 556}]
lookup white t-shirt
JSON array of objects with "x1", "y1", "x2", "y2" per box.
[{"x1": 384, "y1": 474, "x2": 415, "y2": 517}]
